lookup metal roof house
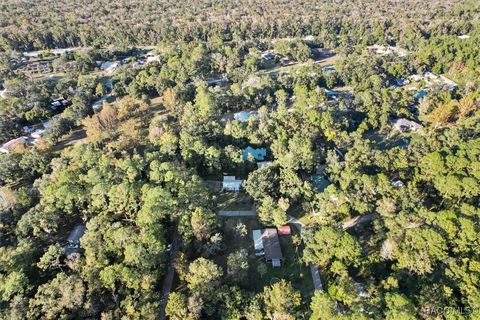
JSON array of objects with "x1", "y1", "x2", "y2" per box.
[
  {"x1": 392, "y1": 118, "x2": 423, "y2": 133},
  {"x1": 252, "y1": 228, "x2": 284, "y2": 267},
  {"x1": 242, "y1": 146, "x2": 267, "y2": 161},
  {"x1": 262, "y1": 228, "x2": 283, "y2": 267},
  {"x1": 252, "y1": 229, "x2": 264, "y2": 256},
  {"x1": 223, "y1": 176, "x2": 243, "y2": 192}
]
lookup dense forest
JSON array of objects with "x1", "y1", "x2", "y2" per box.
[
  {"x1": 1, "y1": 0, "x2": 480, "y2": 319},
  {"x1": 0, "y1": 0, "x2": 479, "y2": 51}
]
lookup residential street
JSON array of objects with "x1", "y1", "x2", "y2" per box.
[{"x1": 158, "y1": 228, "x2": 181, "y2": 320}]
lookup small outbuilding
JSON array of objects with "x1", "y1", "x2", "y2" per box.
[
  {"x1": 222, "y1": 176, "x2": 243, "y2": 192},
  {"x1": 391, "y1": 180, "x2": 404, "y2": 187},
  {"x1": 277, "y1": 226, "x2": 291, "y2": 236}
]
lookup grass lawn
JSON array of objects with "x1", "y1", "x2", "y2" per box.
[
  {"x1": 215, "y1": 217, "x2": 315, "y2": 300},
  {"x1": 215, "y1": 192, "x2": 254, "y2": 211}
]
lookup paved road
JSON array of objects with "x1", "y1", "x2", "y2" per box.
[
  {"x1": 342, "y1": 213, "x2": 375, "y2": 230},
  {"x1": 218, "y1": 208, "x2": 256, "y2": 217},
  {"x1": 286, "y1": 215, "x2": 323, "y2": 291},
  {"x1": 158, "y1": 228, "x2": 181, "y2": 320}
]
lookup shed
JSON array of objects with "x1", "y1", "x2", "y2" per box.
[
  {"x1": 262, "y1": 228, "x2": 283, "y2": 267},
  {"x1": 277, "y1": 226, "x2": 291, "y2": 236},
  {"x1": 252, "y1": 229, "x2": 264, "y2": 256},
  {"x1": 243, "y1": 146, "x2": 267, "y2": 161}
]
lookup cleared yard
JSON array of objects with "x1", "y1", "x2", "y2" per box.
[
  {"x1": 215, "y1": 217, "x2": 314, "y2": 299},
  {"x1": 215, "y1": 193, "x2": 254, "y2": 211}
]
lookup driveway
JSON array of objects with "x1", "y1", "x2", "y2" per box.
[
  {"x1": 342, "y1": 213, "x2": 375, "y2": 230},
  {"x1": 287, "y1": 215, "x2": 323, "y2": 291}
]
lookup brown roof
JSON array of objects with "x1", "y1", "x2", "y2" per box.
[{"x1": 262, "y1": 228, "x2": 283, "y2": 261}]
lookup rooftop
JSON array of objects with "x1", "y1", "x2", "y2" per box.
[
  {"x1": 234, "y1": 111, "x2": 257, "y2": 123},
  {"x1": 262, "y1": 228, "x2": 283, "y2": 262},
  {"x1": 243, "y1": 146, "x2": 267, "y2": 161},
  {"x1": 392, "y1": 118, "x2": 423, "y2": 133},
  {"x1": 277, "y1": 226, "x2": 291, "y2": 236}
]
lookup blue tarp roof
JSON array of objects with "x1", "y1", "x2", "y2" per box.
[
  {"x1": 415, "y1": 90, "x2": 427, "y2": 99},
  {"x1": 243, "y1": 146, "x2": 267, "y2": 161},
  {"x1": 234, "y1": 111, "x2": 256, "y2": 122}
]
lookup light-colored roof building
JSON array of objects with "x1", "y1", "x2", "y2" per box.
[
  {"x1": 252, "y1": 229, "x2": 264, "y2": 256},
  {"x1": 223, "y1": 176, "x2": 243, "y2": 192},
  {"x1": 31, "y1": 129, "x2": 45, "y2": 139},
  {"x1": 392, "y1": 118, "x2": 423, "y2": 133},
  {"x1": 234, "y1": 111, "x2": 257, "y2": 122},
  {"x1": 0, "y1": 136, "x2": 27, "y2": 154}
]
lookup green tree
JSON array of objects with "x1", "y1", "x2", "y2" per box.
[
  {"x1": 262, "y1": 280, "x2": 302, "y2": 320},
  {"x1": 186, "y1": 258, "x2": 223, "y2": 294},
  {"x1": 304, "y1": 226, "x2": 361, "y2": 268}
]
